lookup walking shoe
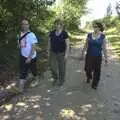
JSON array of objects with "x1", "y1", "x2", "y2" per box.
[
  {"x1": 52, "y1": 80, "x2": 57, "y2": 86},
  {"x1": 30, "y1": 76, "x2": 40, "y2": 87},
  {"x1": 86, "y1": 78, "x2": 90, "y2": 83},
  {"x1": 91, "y1": 85, "x2": 97, "y2": 90},
  {"x1": 57, "y1": 82, "x2": 64, "y2": 87}
]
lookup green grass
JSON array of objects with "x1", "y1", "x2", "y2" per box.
[
  {"x1": 69, "y1": 31, "x2": 87, "y2": 45},
  {"x1": 106, "y1": 27, "x2": 120, "y2": 58}
]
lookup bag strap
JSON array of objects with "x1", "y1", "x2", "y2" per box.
[{"x1": 19, "y1": 32, "x2": 30, "y2": 43}]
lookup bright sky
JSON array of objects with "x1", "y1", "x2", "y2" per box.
[
  {"x1": 81, "y1": 0, "x2": 119, "y2": 27},
  {"x1": 55, "y1": 0, "x2": 119, "y2": 27}
]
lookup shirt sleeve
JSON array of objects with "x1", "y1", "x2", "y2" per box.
[
  {"x1": 31, "y1": 33, "x2": 38, "y2": 44},
  {"x1": 64, "y1": 31, "x2": 69, "y2": 39}
]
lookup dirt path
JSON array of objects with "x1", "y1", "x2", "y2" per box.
[{"x1": 0, "y1": 41, "x2": 120, "y2": 120}]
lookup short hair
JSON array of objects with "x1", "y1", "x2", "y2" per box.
[
  {"x1": 93, "y1": 21, "x2": 104, "y2": 32},
  {"x1": 54, "y1": 19, "x2": 63, "y2": 26}
]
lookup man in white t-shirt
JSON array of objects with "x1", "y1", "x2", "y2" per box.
[{"x1": 18, "y1": 19, "x2": 39, "y2": 93}]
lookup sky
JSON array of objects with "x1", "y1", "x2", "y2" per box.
[
  {"x1": 55, "y1": 0, "x2": 119, "y2": 27},
  {"x1": 86, "y1": 0, "x2": 118, "y2": 19},
  {"x1": 80, "y1": 0, "x2": 119, "y2": 27}
]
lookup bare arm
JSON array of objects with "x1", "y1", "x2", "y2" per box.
[
  {"x1": 47, "y1": 38, "x2": 51, "y2": 56},
  {"x1": 81, "y1": 40, "x2": 88, "y2": 57},
  {"x1": 65, "y1": 38, "x2": 70, "y2": 58},
  {"x1": 102, "y1": 39, "x2": 108, "y2": 62}
]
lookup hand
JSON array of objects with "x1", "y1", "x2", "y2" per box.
[{"x1": 25, "y1": 58, "x2": 31, "y2": 64}]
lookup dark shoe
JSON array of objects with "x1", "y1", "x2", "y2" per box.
[
  {"x1": 52, "y1": 80, "x2": 57, "y2": 86},
  {"x1": 91, "y1": 85, "x2": 97, "y2": 90},
  {"x1": 86, "y1": 79, "x2": 90, "y2": 83},
  {"x1": 57, "y1": 82, "x2": 64, "y2": 87}
]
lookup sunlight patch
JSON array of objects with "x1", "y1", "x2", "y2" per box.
[
  {"x1": 2, "y1": 115, "x2": 10, "y2": 120},
  {"x1": 45, "y1": 102, "x2": 51, "y2": 107},
  {"x1": 16, "y1": 102, "x2": 26, "y2": 106},
  {"x1": 76, "y1": 69, "x2": 82, "y2": 73},
  {"x1": 43, "y1": 97, "x2": 51, "y2": 101},
  {"x1": 66, "y1": 92, "x2": 72, "y2": 96},
  {"x1": 47, "y1": 89, "x2": 52, "y2": 93},
  {"x1": 58, "y1": 108, "x2": 80, "y2": 120},
  {"x1": 80, "y1": 104, "x2": 92, "y2": 112},
  {"x1": 3, "y1": 104, "x2": 13, "y2": 111},
  {"x1": 33, "y1": 104, "x2": 40, "y2": 108}
]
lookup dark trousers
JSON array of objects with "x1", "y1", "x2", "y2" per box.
[
  {"x1": 20, "y1": 55, "x2": 37, "y2": 79},
  {"x1": 84, "y1": 54, "x2": 102, "y2": 87}
]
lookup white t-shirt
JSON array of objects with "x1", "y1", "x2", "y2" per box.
[{"x1": 19, "y1": 32, "x2": 38, "y2": 58}]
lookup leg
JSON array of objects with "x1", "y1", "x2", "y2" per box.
[
  {"x1": 84, "y1": 55, "x2": 93, "y2": 83},
  {"x1": 58, "y1": 52, "x2": 66, "y2": 86},
  {"x1": 49, "y1": 52, "x2": 59, "y2": 85},
  {"x1": 20, "y1": 56, "x2": 29, "y2": 80},
  {"x1": 19, "y1": 55, "x2": 29, "y2": 92},
  {"x1": 92, "y1": 56, "x2": 102, "y2": 89},
  {"x1": 30, "y1": 57, "x2": 37, "y2": 77},
  {"x1": 30, "y1": 57, "x2": 39, "y2": 87}
]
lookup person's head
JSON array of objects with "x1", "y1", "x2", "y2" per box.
[
  {"x1": 54, "y1": 19, "x2": 64, "y2": 31},
  {"x1": 92, "y1": 21, "x2": 104, "y2": 33},
  {"x1": 21, "y1": 19, "x2": 30, "y2": 32}
]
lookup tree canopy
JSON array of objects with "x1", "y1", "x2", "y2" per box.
[{"x1": 0, "y1": 0, "x2": 88, "y2": 64}]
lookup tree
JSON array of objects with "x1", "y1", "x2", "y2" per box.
[
  {"x1": 0, "y1": 0, "x2": 88, "y2": 64},
  {"x1": 0, "y1": 0, "x2": 56, "y2": 64},
  {"x1": 106, "y1": 3, "x2": 112, "y2": 17},
  {"x1": 54, "y1": 0, "x2": 88, "y2": 30},
  {"x1": 115, "y1": 1, "x2": 120, "y2": 17}
]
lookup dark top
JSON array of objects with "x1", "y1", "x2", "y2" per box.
[
  {"x1": 87, "y1": 33, "x2": 105, "y2": 56},
  {"x1": 49, "y1": 30, "x2": 68, "y2": 53}
]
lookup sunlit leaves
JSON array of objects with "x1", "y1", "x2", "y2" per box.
[{"x1": 54, "y1": 0, "x2": 88, "y2": 30}]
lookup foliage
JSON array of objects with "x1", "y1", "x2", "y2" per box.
[
  {"x1": 115, "y1": 1, "x2": 120, "y2": 17},
  {"x1": 0, "y1": 0, "x2": 88, "y2": 71},
  {"x1": 106, "y1": 3, "x2": 112, "y2": 17},
  {"x1": 54, "y1": 0, "x2": 88, "y2": 30},
  {"x1": 0, "y1": 0, "x2": 55, "y2": 65}
]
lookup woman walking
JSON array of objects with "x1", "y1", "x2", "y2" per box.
[
  {"x1": 48, "y1": 19, "x2": 69, "y2": 86},
  {"x1": 80, "y1": 21, "x2": 108, "y2": 89}
]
